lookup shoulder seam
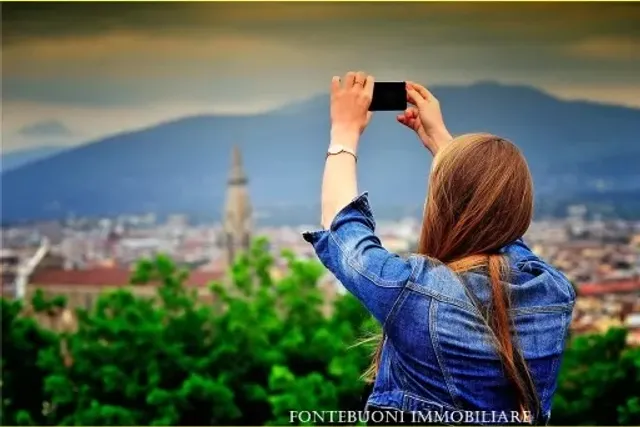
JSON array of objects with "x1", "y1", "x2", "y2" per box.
[
  {"x1": 406, "y1": 282, "x2": 480, "y2": 315},
  {"x1": 383, "y1": 287, "x2": 410, "y2": 329},
  {"x1": 512, "y1": 304, "x2": 574, "y2": 315},
  {"x1": 429, "y1": 300, "x2": 463, "y2": 408},
  {"x1": 329, "y1": 231, "x2": 406, "y2": 288},
  {"x1": 407, "y1": 283, "x2": 574, "y2": 316}
]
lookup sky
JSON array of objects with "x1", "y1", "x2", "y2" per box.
[{"x1": 2, "y1": 2, "x2": 640, "y2": 152}]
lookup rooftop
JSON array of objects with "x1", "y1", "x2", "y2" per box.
[
  {"x1": 579, "y1": 279, "x2": 640, "y2": 296},
  {"x1": 29, "y1": 267, "x2": 225, "y2": 287}
]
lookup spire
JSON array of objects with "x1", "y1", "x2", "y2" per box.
[
  {"x1": 222, "y1": 145, "x2": 252, "y2": 269},
  {"x1": 229, "y1": 145, "x2": 247, "y2": 186}
]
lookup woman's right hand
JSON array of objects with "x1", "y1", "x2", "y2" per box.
[{"x1": 397, "y1": 81, "x2": 452, "y2": 155}]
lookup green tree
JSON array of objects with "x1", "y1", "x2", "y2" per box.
[
  {"x1": 4, "y1": 238, "x2": 638, "y2": 426},
  {"x1": 1, "y1": 291, "x2": 64, "y2": 426},
  {"x1": 33, "y1": 237, "x2": 373, "y2": 425},
  {"x1": 552, "y1": 327, "x2": 640, "y2": 425}
]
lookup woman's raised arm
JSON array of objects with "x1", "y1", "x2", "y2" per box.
[
  {"x1": 320, "y1": 71, "x2": 373, "y2": 229},
  {"x1": 304, "y1": 71, "x2": 415, "y2": 325}
]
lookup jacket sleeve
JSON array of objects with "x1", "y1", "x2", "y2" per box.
[{"x1": 302, "y1": 192, "x2": 414, "y2": 325}]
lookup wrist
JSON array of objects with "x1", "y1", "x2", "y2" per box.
[
  {"x1": 330, "y1": 126, "x2": 360, "y2": 151},
  {"x1": 427, "y1": 128, "x2": 453, "y2": 152}
]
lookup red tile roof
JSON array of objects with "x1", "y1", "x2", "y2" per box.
[
  {"x1": 579, "y1": 279, "x2": 640, "y2": 296},
  {"x1": 30, "y1": 268, "x2": 225, "y2": 287}
]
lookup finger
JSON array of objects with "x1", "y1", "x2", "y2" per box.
[
  {"x1": 397, "y1": 112, "x2": 413, "y2": 124},
  {"x1": 354, "y1": 71, "x2": 367, "y2": 88},
  {"x1": 363, "y1": 75, "x2": 374, "y2": 98},
  {"x1": 404, "y1": 107, "x2": 418, "y2": 119},
  {"x1": 407, "y1": 81, "x2": 435, "y2": 102},
  {"x1": 345, "y1": 72, "x2": 357, "y2": 88},
  {"x1": 407, "y1": 88, "x2": 426, "y2": 107},
  {"x1": 331, "y1": 76, "x2": 341, "y2": 94},
  {"x1": 396, "y1": 115, "x2": 415, "y2": 129}
]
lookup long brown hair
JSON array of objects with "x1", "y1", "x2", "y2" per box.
[{"x1": 363, "y1": 133, "x2": 538, "y2": 417}]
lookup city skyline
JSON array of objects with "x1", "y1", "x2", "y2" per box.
[{"x1": 2, "y1": 2, "x2": 640, "y2": 152}]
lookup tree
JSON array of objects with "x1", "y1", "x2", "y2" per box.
[
  {"x1": 2, "y1": 237, "x2": 638, "y2": 426},
  {"x1": 1, "y1": 291, "x2": 64, "y2": 426},
  {"x1": 552, "y1": 327, "x2": 640, "y2": 426},
  {"x1": 32, "y1": 237, "x2": 374, "y2": 425}
]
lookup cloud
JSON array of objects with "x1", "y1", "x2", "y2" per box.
[
  {"x1": 2, "y1": 32, "x2": 312, "y2": 78},
  {"x1": 542, "y1": 83, "x2": 640, "y2": 109},
  {"x1": 566, "y1": 36, "x2": 640, "y2": 61},
  {"x1": 2, "y1": 1, "x2": 640, "y2": 150},
  {"x1": 17, "y1": 120, "x2": 75, "y2": 138},
  {"x1": 3, "y1": 3, "x2": 639, "y2": 43},
  {"x1": 0, "y1": 98, "x2": 295, "y2": 152}
]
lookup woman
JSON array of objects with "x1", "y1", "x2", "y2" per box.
[{"x1": 303, "y1": 72, "x2": 576, "y2": 425}]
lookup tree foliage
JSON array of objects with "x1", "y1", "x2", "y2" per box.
[
  {"x1": 1, "y1": 237, "x2": 638, "y2": 425},
  {"x1": 552, "y1": 327, "x2": 640, "y2": 426},
  {"x1": 2, "y1": 238, "x2": 375, "y2": 425},
  {"x1": 1, "y1": 289, "x2": 64, "y2": 426}
]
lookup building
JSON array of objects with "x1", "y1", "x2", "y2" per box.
[
  {"x1": 0, "y1": 248, "x2": 21, "y2": 293},
  {"x1": 222, "y1": 146, "x2": 252, "y2": 268},
  {"x1": 19, "y1": 267, "x2": 225, "y2": 331},
  {"x1": 28, "y1": 267, "x2": 224, "y2": 306},
  {"x1": 571, "y1": 279, "x2": 640, "y2": 343},
  {"x1": 1, "y1": 239, "x2": 52, "y2": 299},
  {"x1": 626, "y1": 313, "x2": 640, "y2": 347},
  {"x1": 578, "y1": 279, "x2": 640, "y2": 297}
]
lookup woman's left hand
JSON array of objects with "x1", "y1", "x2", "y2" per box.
[{"x1": 330, "y1": 71, "x2": 374, "y2": 140}]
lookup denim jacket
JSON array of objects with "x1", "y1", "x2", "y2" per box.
[{"x1": 303, "y1": 193, "x2": 576, "y2": 425}]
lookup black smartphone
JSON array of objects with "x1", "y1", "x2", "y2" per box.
[{"x1": 369, "y1": 82, "x2": 407, "y2": 111}]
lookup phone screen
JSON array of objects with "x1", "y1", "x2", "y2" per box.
[{"x1": 369, "y1": 82, "x2": 407, "y2": 111}]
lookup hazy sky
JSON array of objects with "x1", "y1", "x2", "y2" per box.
[{"x1": 2, "y1": 2, "x2": 640, "y2": 152}]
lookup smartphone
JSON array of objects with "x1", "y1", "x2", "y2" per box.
[{"x1": 369, "y1": 82, "x2": 407, "y2": 111}]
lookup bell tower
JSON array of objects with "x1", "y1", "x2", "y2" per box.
[{"x1": 222, "y1": 146, "x2": 252, "y2": 267}]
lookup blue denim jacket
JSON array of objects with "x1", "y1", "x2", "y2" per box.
[{"x1": 303, "y1": 193, "x2": 576, "y2": 425}]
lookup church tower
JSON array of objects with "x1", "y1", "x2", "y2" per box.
[{"x1": 222, "y1": 146, "x2": 252, "y2": 268}]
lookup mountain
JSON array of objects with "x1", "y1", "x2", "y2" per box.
[
  {"x1": 0, "y1": 146, "x2": 66, "y2": 173},
  {"x1": 1, "y1": 82, "x2": 639, "y2": 224}
]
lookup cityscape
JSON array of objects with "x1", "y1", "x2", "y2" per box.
[
  {"x1": 2, "y1": 145, "x2": 639, "y2": 346},
  {"x1": 2, "y1": 3, "x2": 639, "y2": 425}
]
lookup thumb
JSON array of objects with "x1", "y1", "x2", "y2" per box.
[{"x1": 331, "y1": 76, "x2": 341, "y2": 94}]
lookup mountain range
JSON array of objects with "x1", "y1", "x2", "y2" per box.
[
  {"x1": 0, "y1": 146, "x2": 66, "y2": 173},
  {"x1": 1, "y1": 82, "x2": 639, "y2": 225}
]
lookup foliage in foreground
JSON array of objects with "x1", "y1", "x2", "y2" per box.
[
  {"x1": 552, "y1": 327, "x2": 640, "y2": 425},
  {"x1": 1, "y1": 237, "x2": 639, "y2": 425},
  {"x1": 1, "y1": 238, "x2": 375, "y2": 426}
]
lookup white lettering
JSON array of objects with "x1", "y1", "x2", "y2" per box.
[
  {"x1": 413, "y1": 411, "x2": 431, "y2": 423},
  {"x1": 370, "y1": 411, "x2": 384, "y2": 423},
  {"x1": 433, "y1": 411, "x2": 447, "y2": 424},
  {"x1": 298, "y1": 411, "x2": 311, "y2": 423},
  {"x1": 447, "y1": 411, "x2": 461, "y2": 423}
]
